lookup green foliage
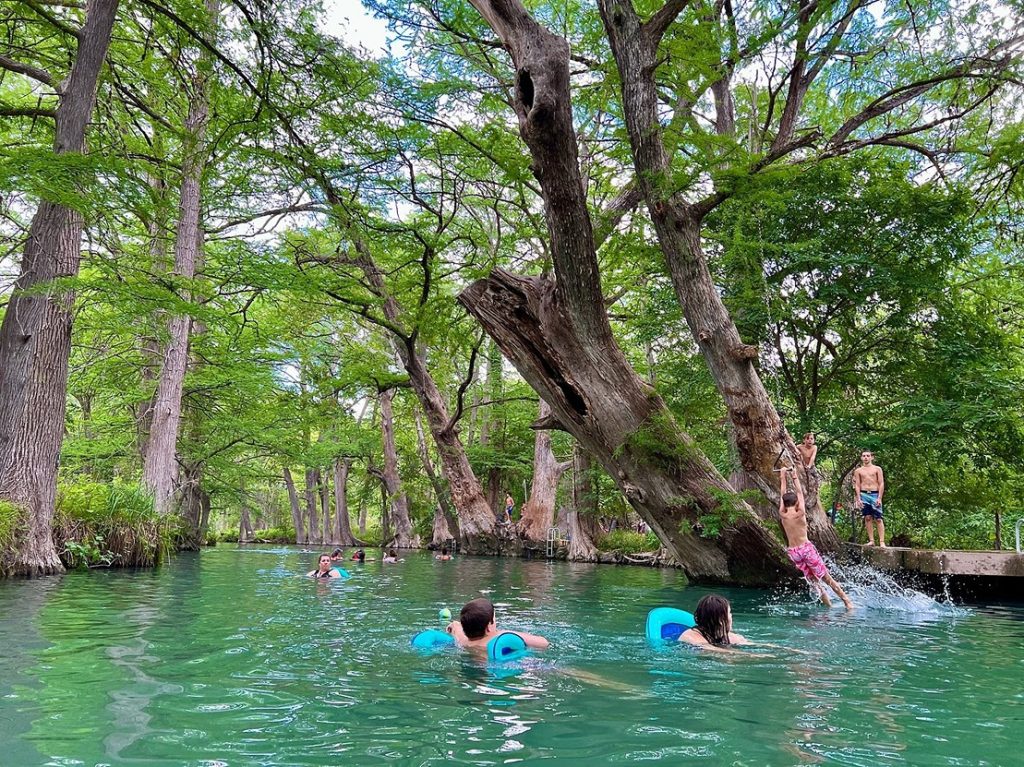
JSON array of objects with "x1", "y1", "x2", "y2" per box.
[
  {"x1": 0, "y1": 500, "x2": 26, "y2": 552},
  {"x1": 251, "y1": 526, "x2": 295, "y2": 544},
  {"x1": 597, "y1": 530, "x2": 661, "y2": 555},
  {"x1": 54, "y1": 481, "x2": 169, "y2": 569}
]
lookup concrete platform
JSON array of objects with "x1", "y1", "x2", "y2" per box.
[
  {"x1": 843, "y1": 543, "x2": 1024, "y2": 599},
  {"x1": 845, "y1": 543, "x2": 1024, "y2": 577}
]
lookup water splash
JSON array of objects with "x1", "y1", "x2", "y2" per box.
[{"x1": 822, "y1": 556, "x2": 969, "y2": 617}]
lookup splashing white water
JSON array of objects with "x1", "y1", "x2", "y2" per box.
[{"x1": 819, "y1": 556, "x2": 968, "y2": 616}]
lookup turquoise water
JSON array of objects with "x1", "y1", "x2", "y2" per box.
[{"x1": 1, "y1": 547, "x2": 1021, "y2": 766}]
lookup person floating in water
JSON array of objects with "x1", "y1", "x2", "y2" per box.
[
  {"x1": 382, "y1": 548, "x2": 401, "y2": 563},
  {"x1": 679, "y1": 595, "x2": 753, "y2": 651},
  {"x1": 351, "y1": 548, "x2": 366, "y2": 563},
  {"x1": 307, "y1": 553, "x2": 343, "y2": 579},
  {"x1": 780, "y1": 468, "x2": 853, "y2": 609},
  {"x1": 435, "y1": 547, "x2": 453, "y2": 561},
  {"x1": 853, "y1": 449, "x2": 886, "y2": 547},
  {"x1": 796, "y1": 432, "x2": 817, "y2": 470},
  {"x1": 446, "y1": 597, "x2": 549, "y2": 654},
  {"x1": 330, "y1": 548, "x2": 344, "y2": 562}
]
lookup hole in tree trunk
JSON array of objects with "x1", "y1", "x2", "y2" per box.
[{"x1": 517, "y1": 69, "x2": 534, "y2": 110}]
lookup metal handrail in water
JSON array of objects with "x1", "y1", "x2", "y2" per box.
[{"x1": 1016, "y1": 517, "x2": 1024, "y2": 555}]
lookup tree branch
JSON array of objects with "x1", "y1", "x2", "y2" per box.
[
  {"x1": 643, "y1": 0, "x2": 690, "y2": 45},
  {"x1": 0, "y1": 103, "x2": 56, "y2": 119},
  {"x1": 443, "y1": 334, "x2": 484, "y2": 434},
  {"x1": 0, "y1": 54, "x2": 55, "y2": 87}
]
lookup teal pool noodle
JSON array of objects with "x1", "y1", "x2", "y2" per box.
[
  {"x1": 486, "y1": 632, "x2": 529, "y2": 662},
  {"x1": 411, "y1": 629, "x2": 456, "y2": 650},
  {"x1": 645, "y1": 607, "x2": 696, "y2": 644}
]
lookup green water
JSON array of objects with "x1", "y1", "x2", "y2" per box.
[{"x1": 1, "y1": 548, "x2": 1021, "y2": 766}]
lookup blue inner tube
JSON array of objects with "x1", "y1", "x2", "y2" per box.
[
  {"x1": 411, "y1": 629, "x2": 456, "y2": 650},
  {"x1": 645, "y1": 607, "x2": 696, "y2": 644},
  {"x1": 331, "y1": 567, "x2": 351, "y2": 578},
  {"x1": 486, "y1": 632, "x2": 529, "y2": 662}
]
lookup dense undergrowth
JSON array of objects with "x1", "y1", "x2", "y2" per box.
[{"x1": 54, "y1": 481, "x2": 170, "y2": 569}]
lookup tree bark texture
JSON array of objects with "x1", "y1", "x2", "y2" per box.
[
  {"x1": 414, "y1": 408, "x2": 460, "y2": 544},
  {"x1": 0, "y1": 0, "x2": 120, "y2": 577},
  {"x1": 304, "y1": 468, "x2": 320, "y2": 545},
  {"x1": 567, "y1": 443, "x2": 600, "y2": 561},
  {"x1": 178, "y1": 462, "x2": 207, "y2": 551},
  {"x1": 380, "y1": 389, "x2": 417, "y2": 548},
  {"x1": 460, "y1": 0, "x2": 793, "y2": 584},
  {"x1": 239, "y1": 503, "x2": 255, "y2": 543},
  {"x1": 318, "y1": 472, "x2": 331, "y2": 544},
  {"x1": 283, "y1": 466, "x2": 306, "y2": 544},
  {"x1": 142, "y1": 0, "x2": 217, "y2": 517},
  {"x1": 332, "y1": 458, "x2": 360, "y2": 546},
  {"x1": 519, "y1": 400, "x2": 570, "y2": 542},
  {"x1": 596, "y1": 0, "x2": 836, "y2": 550}
]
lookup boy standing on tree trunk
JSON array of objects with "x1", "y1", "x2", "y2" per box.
[
  {"x1": 779, "y1": 469, "x2": 853, "y2": 609},
  {"x1": 853, "y1": 450, "x2": 886, "y2": 547}
]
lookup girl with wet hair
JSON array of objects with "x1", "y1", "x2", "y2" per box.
[{"x1": 679, "y1": 594, "x2": 752, "y2": 652}]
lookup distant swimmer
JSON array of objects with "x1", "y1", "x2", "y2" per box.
[
  {"x1": 307, "y1": 553, "x2": 342, "y2": 579},
  {"x1": 351, "y1": 549, "x2": 366, "y2": 563},
  {"x1": 383, "y1": 548, "x2": 402, "y2": 563},
  {"x1": 330, "y1": 548, "x2": 345, "y2": 562},
  {"x1": 435, "y1": 547, "x2": 453, "y2": 561}
]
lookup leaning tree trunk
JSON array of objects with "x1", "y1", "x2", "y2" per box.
[
  {"x1": 332, "y1": 458, "x2": 360, "y2": 546},
  {"x1": 141, "y1": 0, "x2": 218, "y2": 517},
  {"x1": 0, "y1": 0, "x2": 120, "y2": 577},
  {"x1": 414, "y1": 409, "x2": 460, "y2": 545},
  {"x1": 283, "y1": 466, "x2": 306, "y2": 544},
  {"x1": 380, "y1": 389, "x2": 417, "y2": 548},
  {"x1": 460, "y1": 0, "x2": 792, "y2": 584},
  {"x1": 597, "y1": 0, "x2": 836, "y2": 550},
  {"x1": 519, "y1": 400, "x2": 570, "y2": 543},
  {"x1": 349, "y1": 250, "x2": 496, "y2": 551}
]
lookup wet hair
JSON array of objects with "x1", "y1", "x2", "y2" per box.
[
  {"x1": 782, "y1": 491, "x2": 798, "y2": 508},
  {"x1": 331, "y1": 548, "x2": 343, "y2": 557},
  {"x1": 441, "y1": 547, "x2": 449, "y2": 555},
  {"x1": 693, "y1": 594, "x2": 732, "y2": 646},
  {"x1": 460, "y1": 598, "x2": 495, "y2": 640},
  {"x1": 387, "y1": 548, "x2": 397, "y2": 558}
]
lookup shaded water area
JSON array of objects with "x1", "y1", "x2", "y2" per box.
[{"x1": 1, "y1": 547, "x2": 1022, "y2": 766}]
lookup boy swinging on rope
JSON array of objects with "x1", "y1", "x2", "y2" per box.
[{"x1": 779, "y1": 468, "x2": 853, "y2": 609}]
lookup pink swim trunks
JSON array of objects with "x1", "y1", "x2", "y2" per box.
[{"x1": 787, "y1": 540, "x2": 828, "y2": 581}]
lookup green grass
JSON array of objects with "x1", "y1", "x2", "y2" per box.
[
  {"x1": 54, "y1": 480, "x2": 169, "y2": 569},
  {"x1": 596, "y1": 530, "x2": 661, "y2": 555},
  {"x1": 0, "y1": 499, "x2": 26, "y2": 552}
]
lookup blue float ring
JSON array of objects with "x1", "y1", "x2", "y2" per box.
[
  {"x1": 486, "y1": 632, "x2": 529, "y2": 662},
  {"x1": 645, "y1": 607, "x2": 696, "y2": 644}
]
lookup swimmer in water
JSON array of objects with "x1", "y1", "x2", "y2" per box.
[
  {"x1": 446, "y1": 598, "x2": 549, "y2": 655},
  {"x1": 307, "y1": 553, "x2": 342, "y2": 579},
  {"x1": 435, "y1": 547, "x2": 453, "y2": 561}
]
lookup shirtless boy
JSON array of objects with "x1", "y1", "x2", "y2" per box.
[
  {"x1": 446, "y1": 597, "x2": 550, "y2": 654},
  {"x1": 796, "y1": 433, "x2": 817, "y2": 470},
  {"x1": 779, "y1": 469, "x2": 853, "y2": 609},
  {"x1": 853, "y1": 450, "x2": 885, "y2": 547}
]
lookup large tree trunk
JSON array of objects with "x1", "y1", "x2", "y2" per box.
[
  {"x1": 178, "y1": 463, "x2": 206, "y2": 551},
  {"x1": 0, "y1": 0, "x2": 120, "y2": 577},
  {"x1": 567, "y1": 442, "x2": 600, "y2": 561},
  {"x1": 141, "y1": 0, "x2": 217, "y2": 516},
  {"x1": 239, "y1": 502, "x2": 255, "y2": 543},
  {"x1": 597, "y1": 0, "x2": 836, "y2": 550},
  {"x1": 520, "y1": 400, "x2": 570, "y2": 543},
  {"x1": 380, "y1": 389, "x2": 417, "y2": 548},
  {"x1": 414, "y1": 409, "x2": 460, "y2": 545},
  {"x1": 460, "y1": 0, "x2": 792, "y2": 584},
  {"x1": 332, "y1": 458, "x2": 360, "y2": 546},
  {"x1": 304, "y1": 468, "x2": 320, "y2": 546},
  {"x1": 349, "y1": 251, "x2": 496, "y2": 551},
  {"x1": 318, "y1": 471, "x2": 331, "y2": 544},
  {"x1": 283, "y1": 467, "x2": 306, "y2": 544}
]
